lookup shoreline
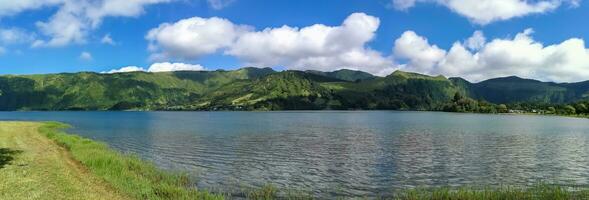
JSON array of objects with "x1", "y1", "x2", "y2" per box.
[
  {"x1": 0, "y1": 121, "x2": 222, "y2": 200},
  {"x1": 1, "y1": 109, "x2": 586, "y2": 120}
]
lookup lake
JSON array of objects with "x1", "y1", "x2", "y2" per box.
[{"x1": 1, "y1": 111, "x2": 589, "y2": 197}]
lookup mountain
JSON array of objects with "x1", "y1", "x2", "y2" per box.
[
  {"x1": 0, "y1": 67, "x2": 275, "y2": 111},
  {"x1": 184, "y1": 70, "x2": 461, "y2": 110},
  {"x1": 190, "y1": 71, "x2": 341, "y2": 110},
  {"x1": 1, "y1": 67, "x2": 588, "y2": 111},
  {"x1": 455, "y1": 76, "x2": 589, "y2": 104}
]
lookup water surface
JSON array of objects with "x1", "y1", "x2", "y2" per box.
[{"x1": 1, "y1": 111, "x2": 588, "y2": 197}]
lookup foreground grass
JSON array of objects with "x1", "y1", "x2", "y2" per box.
[
  {"x1": 0, "y1": 122, "x2": 128, "y2": 200},
  {"x1": 37, "y1": 121, "x2": 223, "y2": 200},
  {"x1": 393, "y1": 185, "x2": 589, "y2": 200}
]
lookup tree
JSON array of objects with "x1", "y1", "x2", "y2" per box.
[
  {"x1": 575, "y1": 103, "x2": 587, "y2": 114},
  {"x1": 547, "y1": 107, "x2": 556, "y2": 114},
  {"x1": 453, "y1": 92, "x2": 463, "y2": 103},
  {"x1": 497, "y1": 104, "x2": 508, "y2": 113},
  {"x1": 564, "y1": 105, "x2": 576, "y2": 115}
]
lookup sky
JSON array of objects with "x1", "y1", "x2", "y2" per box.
[{"x1": 0, "y1": 0, "x2": 588, "y2": 83}]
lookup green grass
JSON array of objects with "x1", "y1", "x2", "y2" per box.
[
  {"x1": 393, "y1": 185, "x2": 589, "y2": 200},
  {"x1": 38, "y1": 122, "x2": 223, "y2": 200},
  {"x1": 0, "y1": 121, "x2": 128, "y2": 200}
]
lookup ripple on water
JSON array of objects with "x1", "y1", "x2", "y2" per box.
[{"x1": 2, "y1": 111, "x2": 589, "y2": 197}]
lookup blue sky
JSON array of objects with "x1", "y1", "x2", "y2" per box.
[{"x1": 0, "y1": 0, "x2": 588, "y2": 82}]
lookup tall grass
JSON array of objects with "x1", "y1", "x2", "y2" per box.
[
  {"x1": 394, "y1": 185, "x2": 589, "y2": 200},
  {"x1": 38, "y1": 122, "x2": 223, "y2": 200}
]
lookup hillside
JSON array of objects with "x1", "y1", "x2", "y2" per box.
[
  {"x1": 1, "y1": 67, "x2": 588, "y2": 111},
  {"x1": 456, "y1": 76, "x2": 589, "y2": 104},
  {"x1": 0, "y1": 68, "x2": 274, "y2": 110}
]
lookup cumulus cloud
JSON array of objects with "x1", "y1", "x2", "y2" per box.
[
  {"x1": 103, "y1": 62, "x2": 206, "y2": 74},
  {"x1": 146, "y1": 13, "x2": 395, "y2": 75},
  {"x1": 395, "y1": 29, "x2": 589, "y2": 83},
  {"x1": 391, "y1": 0, "x2": 580, "y2": 25},
  {"x1": 147, "y1": 62, "x2": 206, "y2": 72},
  {"x1": 102, "y1": 66, "x2": 145, "y2": 73},
  {"x1": 146, "y1": 17, "x2": 250, "y2": 60},
  {"x1": 4, "y1": 0, "x2": 171, "y2": 47},
  {"x1": 79, "y1": 51, "x2": 93, "y2": 61},
  {"x1": 227, "y1": 13, "x2": 395, "y2": 75},
  {"x1": 394, "y1": 31, "x2": 446, "y2": 74}
]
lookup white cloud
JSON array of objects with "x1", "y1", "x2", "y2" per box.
[
  {"x1": 207, "y1": 0, "x2": 235, "y2": 10},
  {"x1": 394, "y1": 31, "x2": 446, "y2": 74},
  {"x1": 146, "y1": 16, "x2": 250, "y2": 60},
  {"x1": 147, "y1": 13, "x2": 395, "y2": 75},
  {"x1": 464, "y1": 30, "x2": 485, "y2": 50},
  {"x1": 0, "y1": 28, "x2": 35, "y2": 44},
  {"x1": 103, "y1": 62, "x2": 206, "y2": 74},
  {"x1": 395, "y1": 29, "x2": 589, "y2": 83},
  {"x1": 147, "y1": 62, "x2": 206, "y2": 72},
  {"x1": 0, "y1": 27, "x2": 36, "y2": 53},
  {"x1": 392, "y1": 0, "x2": 418, "y2": 10},
  {"x1": 0, "y1": 0, "x2": 63, "y2": 17},
  {"x1": 101, "y1": 34, "x2": 115, "y2": 45},
  {"x1": 79, "y1": 51, "x2": 93, "y2": 61},
  {"x1": 102, "y1": 66, "x2": 145, "y2": 73},
  {"x1": 227, "y1": 13, "x2": 394, "y2": 75},
  {"x1": 391, "y1": 0, "x2": 579, "y2": 25},
  {"x1": 7, "y1": 0, "x2": 171, "y2": 47},
  {"x1": 31, "y1": 40, "x2": 45, "y2": 48}
]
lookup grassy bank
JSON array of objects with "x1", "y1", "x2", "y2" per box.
[
  {"x1": 394, "y1": 185, "x2": 589, "y2": 200},
  {"x1": 0, "y1": 122, "x2": 128, "y2": 200},
  {"x1": 37, "y1": 122, "x2": 223, "y2": 200}
]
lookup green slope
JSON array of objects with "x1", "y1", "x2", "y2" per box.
[
  {"x1": 188, "y1": 71, "x2": 342, "y2": 110},
  {"x1": 321, "y1": 71, "x2": 459, "y2": 110},
  {"x1": 456, "y1": 76, "x2": 589, "y2": 104},
  {"x1": 184, "y1": 70, "x2": 461, "y2": 110},
  {"x1": 1, "y1": 67, "x2": 589, "y2": 111},
  {"x1": 0, "y1": 68, "x2": 274, "y2": 111}
]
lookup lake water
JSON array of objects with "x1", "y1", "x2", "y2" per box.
[{"x1": 1, "y1": 111, "x2": 589, "y2": 197}]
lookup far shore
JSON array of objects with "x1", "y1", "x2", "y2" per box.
[{"x1": 1, "y1": 109, "x2": 587, "y2": 120}]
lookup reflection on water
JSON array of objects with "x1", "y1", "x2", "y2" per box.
[{"x1": 1, "y1": 111, "x2": 589, "y2": 197}]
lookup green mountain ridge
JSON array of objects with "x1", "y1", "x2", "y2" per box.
[
  {"x1": 1, "y1": 68, "x2": 588, "y2": 111},
  {"x1": 457, "y1": 75, "x2": 589, "y2": 104}
]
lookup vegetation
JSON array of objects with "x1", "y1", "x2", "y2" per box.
[
  {"x1": 453, "y1": 76, "x2": 577, "y2": 104},
  {"x1": 393, "y1": 185, "x2": 589, "y2": 200},
  {"x1": 38, "y1": 122, "x2": 223, "y2": 200},
  {"x1": 0, "y1": 121, "x2": 129, "y2": 200},
  {"x1": 0, "y1": 67, "x2": 274, "y2": 111},
  {"x1": 225, "y1": 184, "x2": 589, "y2": 199},
  {"x1": 1, "y1": 67, "x2": 589, "y2": 113},
  {"x1": 500, "y1": 100, "x2": 589, "y2": 117}
]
